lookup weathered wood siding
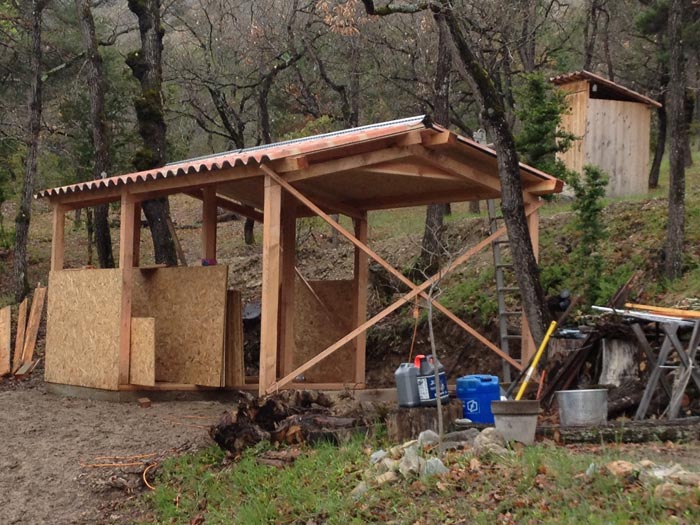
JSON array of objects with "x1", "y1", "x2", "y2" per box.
[{"x1": 584, "y1": 98, "x2": 651, "y2": 198}]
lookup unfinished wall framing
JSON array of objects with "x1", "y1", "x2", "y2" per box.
[{"x1": 37, "y1": 115, "x2": 563, "y2": 396}]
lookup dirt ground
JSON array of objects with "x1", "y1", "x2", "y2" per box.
[{"x1": 0, "y1": 378, "x2": 229, "y2": 525}]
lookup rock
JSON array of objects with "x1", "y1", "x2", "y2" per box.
[
  {"x1": 399, "y1": 445, "x2": 425, "y2": 478},
  {"x1": 422, "y1": 457, "x2": 449, "y2": 477},
  {"x1": 374, "y1": 471, "x2": 398, "y2": 486},
  {"x1": 351, "y1": 481, "x2": 369, "y2": 500},
  {"x1": 418, "y1": 430, "x2": 440, "y2": 448},
  {"x1": 375, "y1": 458, "x2": 399, "y2": 475},
  {"x1": 605, "y1": 460, "x2": 636, "y2": 478},
  {"x1": 439, "y1": 441, "x2": 471, "y2": 453},
  {"x1": 653, "y1": 482, "x2": 699, "y2": 512},
  {"x1": 473, "y1": 428, "x2": 508, "y2": 456},
  {"x1": 444, "y1": 428, "x2": 479, "y2": 444},
  {"x1": 370, "y1": 450, "x2": 387, "y2": 464}
]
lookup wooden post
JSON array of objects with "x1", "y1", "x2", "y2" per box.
[
  {"x1": 202, "y1": 186, "x2": 217, "y2": 261},
  {"x1": 352, "y1": 213, "x2": 368, "y2": 385},
  {"x1": 279, "y1": 196, "x2": 297, "y2": 376},
  {"x1": 118, "y1": 193, "x2": 138, "y2": 385},
  {"x1": 132, "y1": 202, "x2": 141, "y2": 267},
  {"x1": 520, "y1": 204, "x2": 539, "y2": 363},
  {"x1": 50, "y1": 204, "x2": 66, "y2": 271},
  {"x1": 259, "y1": 175, "x2": 282, "y2": 395}
]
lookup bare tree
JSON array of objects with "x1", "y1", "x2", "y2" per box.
[
  {"x1": 127, "y1": 0, "x2": 178, "y2": 265},
  {"x1": 664, "y1": 0, "x2": 686, "y2": 279},
  {"x1": 363, "y1": 0, "x2": 550, "y2": 346},
  {"x1": 75, "y1": 0, "x2": 114, "y2": 268},
  {"x1": 14, "y1": 0, "x2": 50, "y2": 301}
]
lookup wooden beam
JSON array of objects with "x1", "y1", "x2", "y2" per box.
[
  {"x1": 352, "y1": 213, "x2": 368, "y2": 384},
  {"x1": 118, "y1": 193, "x2": 138, "y2": 386},
  {"x1": 357, "y1": 162, "x2": 460, "y2": 181},
  {"x1": 352, "y1": 189, "x2": 495, "y2": 210},
  {"x1": 201, "y1": 186, "x2": 217, "y2": 260},
  {"x1": 19, "y1": 286, "x2": 47, "y2": 367},
  {"x1": 259, "y1": 174, "x2": 282, "y2": 395},
  {"x1": 285, "y1": 147, "x2": 414, "y2": 183},
  {"x1": 523, "y1": 179, "x2": 563, "y2": 195},
  {"x1": 186, "y1": 189, "x2": 264, "y2": 223},
  {"x1": 279, "y1": 196, "x2": 297, "y2": 376},
  {"x1": 297, "y1": 186, "x2": 365, "y2": 220},
  {"x1": 12, "y1": 299, "x2": 28, "y2": 374},
  {"x1": 408, "y1": 145, "x2": 502, "y2": 193},
  {"x1": 132, "y1": 202, "x2": 141, "y2": 267},
  {"x1": 50, "y1": 204, "x2": 66, "y2": 271}
]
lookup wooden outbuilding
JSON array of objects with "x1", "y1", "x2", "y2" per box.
[
  {"x1": 36, "y1": 116, "x2": 563, "y2": 397},
  {"x1": 551, "y1": 71, "x2": 662, "y2": 198}
]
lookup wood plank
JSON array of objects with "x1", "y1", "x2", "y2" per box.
[
  {"x1": 0, "y1": 306, "x2": 11, "y2": 376},
  {"x1": 521, "y1": 208, "x2": 540, "y2": 363},
  {"x1": 129, "y1": 317, "x2": 155, "y2": 386},
  {"x1": 133, "y1": 202, "x2": 141, "y2": 267},
  {"x1": 19, "y1": 286, "x2": 47, "y2": 367},
  {"x1": 284, "y1": 147, "x2": 414, "y2": 183},
  {"x1": 259, "y1": 174, "x2": 282, "y2": 395},
  {"x1": 279, "y1": 197, "x2": 297, "y2": 376},
  {"x1": 118, "y1": 194, "x2": 137, "y2": 386},
  {"x1": 186, "y1": 189, "x2": 264, "y2": 222},
  {"x1": 51, "y1": 204, "x2": 66, "y2": 271},
  {"x1": 201, "y1": 186, "x2": 218, "y2": 260},
  {"x1": 624, "y1": 303, "x2": 700, "y2": 320},
  {"x1": 352, "y1": 214, "x2": 368, "y2": 384},
  {"x1": 408, "y1": 146, "x2": 502, "y2": 193},
  {"x1": 225, "y1": 290, "x2": 245, "y2": 387},
  {"x1": 13, "y1": 298, "x2": 28, "y2": 374}
]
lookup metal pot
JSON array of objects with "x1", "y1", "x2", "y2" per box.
[{"x1": 556, "y1": 389, "x2": 608, "y2": 426}]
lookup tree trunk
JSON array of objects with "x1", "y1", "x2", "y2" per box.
[
  {"x1": 664, "y1": 0, "x2": 686, "y2": 280},
  {"x1": 76, "y1": 0, "x2": 114, "y2": 268},
  {"x1": 13, "y1": 0, "x2": 46, "y2": 302},
  {"x1": 418, "y1": 12, "x2": 450, "y2": 275},
  {"x1": 244, "y1": 217, "x2": 255, "y2": 245},
  {"x1": 684, "y1": 90, "x2": 694, "y2": 167},
  {"x1": 649, "y1": 72, "x2": 667, "y2": 189},
  {"x1": 442, "y1": 5, "x2": 549, "y2": 346},
  {"x1": 126, "y1": 0, "x2": 177, "y2": 266}
]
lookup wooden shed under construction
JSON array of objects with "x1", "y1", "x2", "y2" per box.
[
  {"x1": 551, "y1": 70, "x2": 662, "y2": 198},
  {"x1": 36, "y1": 116, "x2": 563, "y2": 397}
]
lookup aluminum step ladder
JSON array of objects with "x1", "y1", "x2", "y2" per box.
[{"x1": 487, "y1": 199, "x2": 521, "y2": 382}]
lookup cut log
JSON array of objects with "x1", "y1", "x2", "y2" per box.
[
  {"x1": 386, "y1": 400, "x2": 463, "y2": 442},
  {"x1": 599, "y1": 338, "x2": 638, "y2": 387},
  {"x1": 537, "y1": 417, "x2": 700, "y2": 444}
]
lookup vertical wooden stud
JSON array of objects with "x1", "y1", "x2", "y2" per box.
[
  {"x1": 202, "y1": 186, "x2": 217, "y2": 261},
  {"x1": 132, "y1": 202, "x2": 141, "y2": 267},
  {"x1": 520, "y1": 204, "x2": 539, "y2": 364},
  {"x1": 279, "y1": 196, "x2": 297, "y2": 376},
  {"x1": 259, "y1": 175, "x2": 282, "y2": 395},
  {"x1": 50, "y1": 204, "x2": 66, "y2": 271},
  {"x1": 352, "y1": 212, "x2": 368, "y2": 385},
  {"x1": 118, "y1": 193, "x2": 137, "y2": 385}
]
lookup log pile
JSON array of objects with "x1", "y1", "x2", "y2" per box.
[{"x1": 210, "y1": 391, "x2": 369, "y2": 455}]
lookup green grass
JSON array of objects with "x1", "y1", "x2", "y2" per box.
[{"x1": 138, "y1": 437, "x2": 700, "y2": 525}]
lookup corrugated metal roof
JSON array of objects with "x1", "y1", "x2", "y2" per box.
[
  {"x1": 36, "y1": 115, "x2": 561, "y2": 203},
  {"x1": 36, "y1": 116, "x2": 430, "y2": 200},
  {"x1": 550, "y1": 70, "x2": 661, "y2": 108}
]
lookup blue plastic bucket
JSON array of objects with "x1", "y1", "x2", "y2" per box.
[{"x1": 456, "y1": 375, "x2": 500, "y2": 424}]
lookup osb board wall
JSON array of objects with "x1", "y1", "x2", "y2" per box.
[
  {"x1": 585, "y1": 98, "x2": 650, "y2": 198},
  {"x1": 557, "y1": 80, "x2": 589, "y2": 179},
  {"x1": 131, "y1": 266, "x2": 227, "y2": 386},
  {"x1": 130, "y1": 317, "x2": 155, "y2": 386},
  {"x1": 45, "y1": 269, "x2": 122, "y2": 390},
  {"x1": 294, "y1": 279, "x2": 354, "y2": 383}
]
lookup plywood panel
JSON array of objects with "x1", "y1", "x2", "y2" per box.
[
  {"x1": 585, "y1": 99, "x2": 649, "y2": 198},
  {"x1": 0, "y1": 306, "x2": 11, "y2": 375},
  {"x1": 294, "y1": 279, "x2": 355, "y2": 383},
  {"x1": 45, "y1": 269, "x2": 122, "y2": 390},
  {"x1": 130, "y1": 317, "x2": 155, "y2": 386},
  {"x1": 132, "y1": 266, "x2": 227, "y2": 386}
]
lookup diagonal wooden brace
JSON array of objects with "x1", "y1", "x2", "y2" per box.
[{"x1": 260, "y1": 164, "x2": 541, "y2": 393}]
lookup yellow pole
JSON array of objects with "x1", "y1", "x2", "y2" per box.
[{"x1": 515, "y1": 320, "x2": 557, "y2": 401}]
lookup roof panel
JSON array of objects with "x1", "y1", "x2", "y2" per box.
[{"x1": 550, "y1": 70, "x2": 661, "y2": 108}]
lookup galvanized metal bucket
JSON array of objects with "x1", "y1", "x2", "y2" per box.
[{"x1": 556, "y1": 389, "x2": 608, "y2": 426}]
